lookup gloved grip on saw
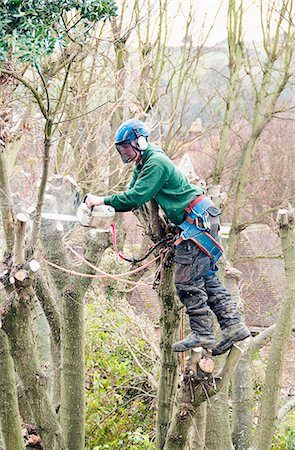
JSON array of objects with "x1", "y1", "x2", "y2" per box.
[{"x1": 83, "y1": 194, "x2": 95, "y2": 211}]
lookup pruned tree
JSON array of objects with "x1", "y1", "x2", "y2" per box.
[
  {"x1": 254, "y1": 206, "x2": 295, "y2": 450},
  {"x1": 0, "y1": 2, "x2": 117, "y2": 450}
]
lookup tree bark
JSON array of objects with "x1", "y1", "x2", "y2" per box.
[
  {"x1": 163, "y1": 346, "x2": 242, "y2": 450},
  {"x1": 2, "y1": 287, "x2": 65, "y2": 450},
  {"x1": 60, "y1": 230, "x2": 110, "y2": 450},
  {"x1": 30, "y1": 118, "x2": 53, "y2": 254},
  {"x1": 0, "y1": 329, "x2": 25, "y2": 450},
  {"x1": 212, "y1": 0, "x2": 243, "y2": 185},
  {"x1": 35, "y1": 274, "x2": 61, "y2": 409},
  {"x1": 205, "y1": 351, "x2": 233, "y2": 450},
  {"x1": 205, "y1": 390, "x2": 234, "y2": 450},
  {"x1": 188, "y1": 402, "x2": 207, "y2": 450},
  {"x1": 60, "y1": 288, "x2": 85, "y2": 450},
  {"x1": 254, "y1": 207, "x2": 295, "y2": 450},
  {"x1": 156, "y1": 252, "x2": 180, "y2": 449},
  {"x1": 0, "y1": 142, "x2": 15, "y2": 253},
  {"x1": 231, "y1": 351, "x2": 253, "y2": 449},
  {"x1": 231, "y1": 325, "x2": 275, "y2": 450}
]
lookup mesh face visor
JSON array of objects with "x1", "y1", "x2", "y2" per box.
[{"x1": 115, "y1": 141, "x2": 138, "y2": 164}]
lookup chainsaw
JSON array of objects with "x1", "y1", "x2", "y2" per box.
[
  {"x1": 76, "y1": 195, "x2": 115, "y2": 230},
  {"x1": 41, "y1": 195, "x2": 115, "y2": 231}
]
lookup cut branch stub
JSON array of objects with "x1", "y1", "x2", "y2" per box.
[
  {"x1": 163, "y1": 346, "x2": 243, "y2": 449},
  {"x1": 16, "y1": 212, "x2": 28, "y2": 223},
  {"x1": 198, "y1": 352, "x2": 215, "y2": 374},
  {"x1": 277, "y1": 208, "x2": 289, "y2": 226},
  {"x1": 277, "y1": 207, "x2": 295, "y2": 226},
  {"x1": 224, "y1": 266, "x2": 242, "y2": 280},
  {"x1": 14, "y1": 212, "x2": 28, "y2": 265},
  {"x1": 14, "y1": 268, "x2": 31, "y2": 288},
  {"x1": 29, "y1": 259, "x2": 40, "y2": 273},
  {"x1": 181, "y1": 349, "x2": 215, "y2": 402},
  {"x1": 14, "y1": 270, "x2": 28, "y2": 282}
]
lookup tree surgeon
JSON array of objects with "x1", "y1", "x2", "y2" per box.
[{"x1": 86, "y1": 119, "x2": 250, "y2": 355}]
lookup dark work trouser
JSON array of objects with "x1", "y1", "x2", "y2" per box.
[{"x1": 174, "y1": 239, "x2": 241, "y2": 346}]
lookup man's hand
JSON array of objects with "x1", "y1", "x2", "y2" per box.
[{"x1": 85, "y1": 194, "x2": 105, "y2": 208}]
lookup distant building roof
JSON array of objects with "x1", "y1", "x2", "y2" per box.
[{"x1": 237, "y1": 224, "x2": 286, "y2": 328}]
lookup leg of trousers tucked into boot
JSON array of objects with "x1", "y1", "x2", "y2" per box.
[
  {"x1": 174, "y1": 239, "x2": 215, "y2": 349},
  {"x1": 204, "y1": 274, "x2": 241, "y2": 329},
  {"x1": 204, "y1": 274, "x2": 250, "y2": 355}
]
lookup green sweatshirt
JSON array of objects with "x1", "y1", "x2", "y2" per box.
[{"x1": 104, "y1": 144, "x2": 204, "y2": 225}]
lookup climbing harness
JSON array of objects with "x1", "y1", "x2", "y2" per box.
[
  {"x1": 175, "y1": 195, "x2": 224, "y2": 275},
  {"x1": 110, "y1": 222, "x2": 174, "y2": 265}
]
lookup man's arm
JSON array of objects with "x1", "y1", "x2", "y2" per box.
[
  {"x1": 85, "y1": 166, "x2": 139, "y2": 209},
  {"x1": 104, "y1": 161, "x2": 167, "y2": 212}
]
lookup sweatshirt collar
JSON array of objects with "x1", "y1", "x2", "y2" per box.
[{"x1": 138, "y1": 143, "x2": 162, "y2": 165}]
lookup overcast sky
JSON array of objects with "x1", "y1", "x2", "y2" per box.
[{"x1": 166, "y1": 0, "x2": 264, "y2": 47}]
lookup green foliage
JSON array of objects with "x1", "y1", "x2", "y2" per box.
[
  {"x1": 272, "y1": 412, "x2": 295, "y2": 449},
  {"x1": 0, "y1": 0, "x2": 117, "y2": 62},
  {"x1": 85, "y1": 299, "x2": 157, "y2": 449}
]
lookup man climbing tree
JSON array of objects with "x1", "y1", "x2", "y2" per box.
[{"x1": 86, "y1": 118, "x2": 250, "y2": 355}]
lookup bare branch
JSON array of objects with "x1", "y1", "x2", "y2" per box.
[
  {"x1": 277, "y1": 397, "x2": 295, "y2": 422},
  {"x1": 0, "y1": 69, "x2": 48, "y2": 119}
]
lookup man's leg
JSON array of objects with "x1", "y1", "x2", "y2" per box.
[
  {"x1": 172, "y1": 240, "x2": 215, "y2": 352},
  {"x1": 204, "y1": 274, "x2": 250, "y2": 355}
]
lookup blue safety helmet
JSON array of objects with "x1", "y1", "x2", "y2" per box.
[
  {"x1": 114, "y1": 119, "x2": 149, "y2": 148},
  {"x1": 114, "y1": 119, "x2": 150, "y2": 163}
]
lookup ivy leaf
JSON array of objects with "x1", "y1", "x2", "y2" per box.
[{"x1": 0, "y1": 0, "x2": 117, "y2": 63}]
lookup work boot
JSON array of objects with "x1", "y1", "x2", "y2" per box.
[
  {"x1": 172, "y1": 333, "x2": 215, "y2": 352},
  {"x1": 212, "y1": 323, "x2": 250, "y2": 356}
]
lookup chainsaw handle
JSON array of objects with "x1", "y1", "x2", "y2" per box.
[{"x1": 83, "y1": 194, "x2": 94, "y2": 211}]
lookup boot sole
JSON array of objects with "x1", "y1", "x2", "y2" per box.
[
  {"x1": 172, "y1": 343, "x2": 212, "y2": 352},
  {"x1": 212, "y1": 330, "x2": 251, "y2": 356}
]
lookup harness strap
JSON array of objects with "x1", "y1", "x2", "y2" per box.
[
  {"x1": 174, "y1": 233, "x2": 224, "y2": 260},
  {"x1": 185, "y1": 194, "x2": 206, "y2": 213},
  {"x1": 203, "y1": 231, "x2": 224, "y2": 253},
  {"x1": 174, "y1": 235, "x2": 183, "y2": 246},
  {"x1": 185, "y1": 216, "x2": 194, "y2": 225},
  {"x1": 189, "y1": 237, "x2": 213, "y2": 259},
  {"x1": 175, "y1": 195, "x2": 224, "y2": 268}
]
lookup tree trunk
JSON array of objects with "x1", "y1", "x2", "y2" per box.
[
  {"x1": 30, "y1": 118, "x2": 53, "y2": 254},
  {"x1": 205, "y1": 390, "x2": 234, "y2": 450},
  {"x1": 188, "y1": 402, "x2": 207, "y2": 450},
  {"x1": 0, "y1": 142, "x2": 15, "y2": 253},
  {"x1": 156, "y1": 253, "x2": 180, "y2": 449},
  {"x1": 3, "y1": 287, "x2": 65, "y2": 450},
  {"x1": 205, "y1": 349, "x2": 233, "y2": 450},
  {"x1": 212, "y1": 0, "x2": 243, "y2": 185},
  {"x1": 254, "y1": 207, "x2": 295, "y2": 450},
  {"x1": 60, "y1": 289, "x2": 85, "y2": 450},
  {"x1": 163, "y1": 347, "x2": 242, "y2": 450},
  {"x1": 224, "y1": 266, "x2": 254, "y2": 449},
  {"x1": 60, "y1": 230, "x2": 110, "y2": 450},
  {"x1": 35, "y1": 274, "x2": 61, "y2": 410},
  {"x1": 0, "y1": 329, "x2": 25, "y2": 450},
  {"x1": 231, "y1": 351, "x2": 253, "y2": 449}
]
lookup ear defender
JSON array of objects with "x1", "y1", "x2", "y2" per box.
[
  {"x1": 133, "y1": 127, "x2": 149, "y2": 151},
  {"x1": 137, "y1": 135, "x2": 149, "y2": 150}
]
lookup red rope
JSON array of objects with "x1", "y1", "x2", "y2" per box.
[{"x1": 110, "y1": 222, "x2": 127, "y2": 260}]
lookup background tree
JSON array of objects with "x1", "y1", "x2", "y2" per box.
[
  {"x1": 0, "y1": 2, "x2": 117, "y2": 449},
  {"x1": 0, "y1": 1, "x2": 294, "y2": 450}
]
